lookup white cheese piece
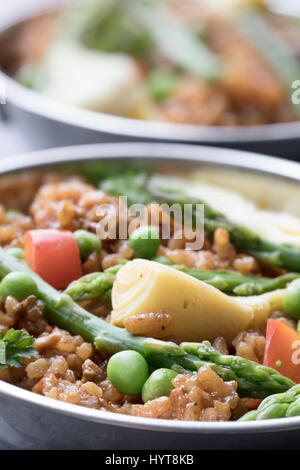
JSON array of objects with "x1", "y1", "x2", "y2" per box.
[{"x1": 38, "y1": 40, "x2": 143, "y2": 115}]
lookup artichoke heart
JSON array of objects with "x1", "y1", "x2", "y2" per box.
[
  {"x1": 242, "y1": 289, "x2": 285, "y2": 331},
  {"x1": 111, "y1": 259, "x2": 255, "y2": 342}
]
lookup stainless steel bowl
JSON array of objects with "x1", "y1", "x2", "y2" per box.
[
  {"x1": 1, "y1": 1, "x2": 300, "y2": 158},
  {"x1": 1, "y1": 141, "x2": 300, "y2": 450}
]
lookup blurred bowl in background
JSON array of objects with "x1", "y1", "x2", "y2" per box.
[{"x1": 1, "y1": 0, "x2": 300, "y2": 158}]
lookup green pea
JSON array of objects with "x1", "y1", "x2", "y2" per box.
[
  {"x1": 283, "y1": 279, "x2": 300, "y2": 319},
  {"x1": 147, "y1": 69, "x2": 178, "y2": 102},
  {"x1": 107, "y1": 350, "x2": 149, "y2": 395},
  {"x1": 129, "y1": 226, "x2": 160, "y2": 259},
  {"x1": 142, "y1": 368, "x2": 177, "y2": 403},
  {"x1": 6, "y1": 248, "x2": 24, "y2": 260},
  {"x1": 0, "y1": 272, "x2": 38, "y2": 302},
  {"x1": 73, "y1": 230, "x2": 102, "y2": 259}
]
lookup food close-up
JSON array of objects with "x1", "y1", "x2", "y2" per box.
[
  {"x1": 1, "y1": 0, "x2": 300, "y2": 454},
  {"x1": 1, "y1": 159, "x2": 300, "y2": 422}
]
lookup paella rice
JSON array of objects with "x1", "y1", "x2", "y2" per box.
[{"x1": 0, "y1": 166, "x2": 300, "y2": 423}]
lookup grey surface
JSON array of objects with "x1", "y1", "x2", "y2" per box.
[
  {"x1": 0, "y1": 142, "x2": 300, "y2": 450},
  {"x1": 0, "y1": 121, "x2": 32, "y2": 158}
]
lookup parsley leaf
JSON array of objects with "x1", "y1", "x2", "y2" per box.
[{"x1": 0, "y1": 329, "x2": 37, "y2": 368}]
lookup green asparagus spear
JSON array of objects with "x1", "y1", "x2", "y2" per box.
[
  {"x1": 0, "y1": 248, "x2": 294, "y2": 398},
  {"x1": 65, "y1": 263, "x2": 300, "y2": 302},
  {"x1": 101, "y1": 172, "x2": 152, "y2": 206},
  {"x1": 175, "y1": 268, "x2": 300, "y2": 296},
  {"x1": 75, "y1": 0, "x2": 222, "y2": 82},
  {"x1": 68, "y1": 0, "x2": 152, "y2": 58},
  {"x1": 65, "y1": 270, "x2": 116, "y2": 302},
  {"x1": 239, "y1": 384, "x2": 300, "y2": 421},
  {"x1": 181, "y1": 341, "x2": 295, "y2": 398},
  {"x1": 100, "y1": 172, "x2": 300, "y2": 272},
  {"x1": 146, "y1": 175, "x2": 300, "y2": 273},
  {"x1": 65, "y1": 262, "x2": 127, "y2": 301},
  {"x1": 137, "y1": 2, "x2": 222, "y2": 82}
]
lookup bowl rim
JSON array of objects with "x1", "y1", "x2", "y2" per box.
[
  {"x1": 1, "y1": 1, "x2": 300, "y2": 144},
  {"x1": 1, "y1": 141, "x2": 300, "y2": 434},
  {"x1": 3, "y1": 72, "x2": 300, "y2": 144}
]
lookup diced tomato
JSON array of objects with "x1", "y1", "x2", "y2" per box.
[
  {"x1": 263, "y1": 319, "x2": 300, "y2": 383},
  {"x1": 244, "y1": 398, "x2": 263, "y2": 411},
  {"x1": 25, "y1": 229, "x2": 82, "y2": 289}
]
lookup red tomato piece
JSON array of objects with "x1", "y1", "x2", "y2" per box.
[
  {"x1": 263, "y1": 319, "x2": 300, "y2": 383},
  {"x1": 25, "y1": 229, "x2": 82, "y2": 289}
]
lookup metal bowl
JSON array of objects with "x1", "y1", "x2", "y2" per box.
[
  {"x1": 1, "y1": 141, "x2": 300, "y2": 450},
  {"x1": 1, "y1": 1, "x2": 300, "y2": 158}
]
